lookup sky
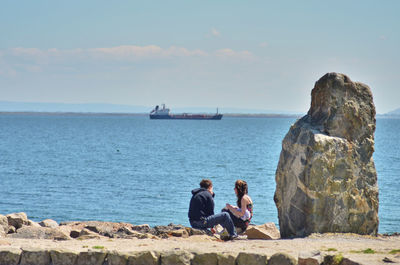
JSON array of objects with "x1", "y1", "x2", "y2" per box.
[{"x1": 1, "y1": 1, "x2": 399, "y2": 114}]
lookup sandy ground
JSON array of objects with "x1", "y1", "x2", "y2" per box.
[{"x1": 1, "y1": 234, "x2": 400, "y2": 264}]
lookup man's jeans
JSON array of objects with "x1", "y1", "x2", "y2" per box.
[{"x1": 190, "y1": 212, "x2": 237, "y2": 237}]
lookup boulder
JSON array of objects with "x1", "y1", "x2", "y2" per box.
[
  {"x1": 274, "y1": 73, "x2": 379, "y2": 238},
  {"x1": 114, "y1": 226, "x2": 152, "y2": 239},
  {"x1": 20, "y1": 248, "x2": 51, "y2": 265},
  {"x1": 217, "y1": 253, "x2": 236, "y2": 265},
  {"x1": 39, "y1": 219, "x2": 59, "y2": 228},
  {"x1": 77, "y1": 228, "x2": 102, "y2": 240},
  {"x1": 0, "y1": 215, "x2": 8, "y2": 236},
  {"x1": 188, "y1": 227, "x2": 214, "y2": 236},
  {"x1": 0, "y1": 249, "x2": 22, "y2": 265},
  {"x1": 128, "y1": 251, "x2": 159, "y2": 265},
  {"x1": 7, "y1": 226, "x2": 16, "y2": 234},
  {"x1": 27, "y1": 220, "x2": 41, "y2": 227},
  {"x1": 6, "y1": 212, "x2": 28, "y2": 229},
  {"x1": 323, "y1": 255, "x2": 361, "y2": 265},
  {"x1": 170, "y1": 228, "x2": 189, "y2": 238},
  {"x1": 75, "y1": 251, "x2": 107, "y2": 265},
  {"x1": 236, "y1": 252, "x2": 267, "y2": 265},
  {"x1": 160, "y1": 251, "x2": 193, "y2": 265},
  {"x1": 131, "y1": 224, "x2": 152, "y2": 233},
  {"x1": 267, "y1": 253, "x2": 297, "y2": 265},
  {"x1": 8, "y1": 226, "x2": 70, "y2": 240},
  {"x1": 341, "y1": 258, "x2": 361, "y2": 265},
  {"x1": 154, "y1": 223, "x2": 188, "y2": 238},
  {"x1": 49, "y1": 249, "x2": 79, "y2": 265},
  {"x1": 59, "y1": 221, "x2": 145, "y2": 238},
  {"x1": 191, "y1": 252, "x2": 218, "y2": 265},
  {"x1": 244, "y1": 223, "x2": 280, "y2": 240},
  {"x1": 298, "y1": 250, "x2": 321, "y2": 265},
  {"x1": 106, "y1": 251, "x2": 129, "y2": 265}
]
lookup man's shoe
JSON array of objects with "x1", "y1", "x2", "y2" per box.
[
  {"x1": 232, "y1": 234, "x2": 247, "y2": 240},
  {"x1": 223, "y1": 234, "x2": 247, "y2": 241}
]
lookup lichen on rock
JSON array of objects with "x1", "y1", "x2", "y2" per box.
[{"x1": 274, "y1": 73, "x2": 379, "y2": 238}]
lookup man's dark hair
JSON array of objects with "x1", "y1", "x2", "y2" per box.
[{"x1": 200, "y1": 179, "x2": 212, "y2": 189}]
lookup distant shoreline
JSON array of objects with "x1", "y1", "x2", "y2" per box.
[
  {"x1": 2, "y1": 111, "x2": 399, "y2": 119},
  {"x1": 0, "y1": 111, "x2": 302, "y2": 118}
]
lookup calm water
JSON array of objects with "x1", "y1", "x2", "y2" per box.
[{"x1": 0, "y1": 114, "x2": 399, "y2": 233}]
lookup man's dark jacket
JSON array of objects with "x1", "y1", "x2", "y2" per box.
[{"x1": 188, "y1": 188, "x2": 215, "y2": 222}]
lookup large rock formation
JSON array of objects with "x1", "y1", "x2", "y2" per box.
[{"x1": 274, "y1": 72, "x2": 379, "y2": 238}]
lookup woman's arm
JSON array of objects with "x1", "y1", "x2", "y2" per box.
[{"x1": 226, "y1": 197, "x2": 249, "y2": 217}]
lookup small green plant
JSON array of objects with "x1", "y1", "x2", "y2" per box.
[
  {"x1": 362, "y1": 248, "x2": 375, "y2": 254},
  {"x1": 389, "y1": 249, "x2": 400, "y2": 254},
  {"x1": 82, "y1": 245, "x2": 88, "y2": 248},
  {"x1": 92, "y1": 245, "x2": 105, "y2": 250},
  {"x1": 327, "y1": 248, "x2": 338, "y2": 252},
  {"x1": 333, "y1": 254, "x2": 343, "y2": 265}
]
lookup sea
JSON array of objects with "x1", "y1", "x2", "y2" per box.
[{"x1": 0, "y1": 113, "x2": 399, "y2": 233}]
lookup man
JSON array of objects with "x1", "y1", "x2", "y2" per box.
[{"x1": 188, "y1": 179, "x2": 237, "y2": 240}]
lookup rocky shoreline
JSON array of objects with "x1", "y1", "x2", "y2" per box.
[{"x1": 1, "y1": 213, "x2": 400, "y2": 265}]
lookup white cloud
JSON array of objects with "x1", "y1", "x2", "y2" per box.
[
  {"x1": 89, "y1": 45, "x2": 208, "y2": 59},
  {"x1": 11, "y1": 47, "x2": 44, "y2": 57},
  {"x1": 259, "y1": 42, "x2": 268, "y2": 48},
  {"x1": 215, "y1": 48, "x2": 254, "y2": 60},
  {"x1": 211, "y1": 28, "x2": 220, "y2": 37},
  {"x1": 89, "y1": 45, "x2": 163, "y2": 58},
  {"x1": 0, "y1": 45, "x2": 255, "y2": 76}
]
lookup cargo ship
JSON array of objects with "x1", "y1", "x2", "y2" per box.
[{"x1": 150, "y1": 104, "x2": 223, "y2": 120}]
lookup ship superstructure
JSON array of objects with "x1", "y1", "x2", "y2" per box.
[{"x1": 150, "y1": 104, "x2": 222, "y2": 120}]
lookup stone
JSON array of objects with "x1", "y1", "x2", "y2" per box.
[
  {"x1": 114, "y1": 227, "x2": 151, "y2": 239},
  {"x1": 267, "y1": 253, "x2": 297, "y2": 265},
  {"x1": 27, "y1": 220, "x2": 41, "y2": 227},
  {"x1": 0, "y1": 249, "x2": 22, "y2": 265},
  {"x1": 160, "y1": 251, "x2": 193, "y2": 265},
  {"x1": 49, "y1": 249, "x2": 79, "y2": 265},
  {"x1": 341, "y1": 258, "x2": 361, "y2": 265},
  {"x1": 322, "y1": 255, "x2": 361, "y2": 265},
  {"x1": 39, "y1": 219, "x2": 59, "y2": 228},
  {"x1": 154, "y1": 223, "x2": 188, "y2": 238},
  {"x1": 70, "y1": 230, "x2": 80, "y2": 238},
  {"x1": 60, "y1": 221, "x2": 143, "y2": 239},
  {"x1": 217, "y1": 253, "x2": 237, "y2": 265},
  {"x1": 236, "y1": 252, "x2": 267, "y2": 265},
  {"x1": 128, "y1": 251, "x2": 159, "y2": 265},
  {"x1": 188, "y1": 227, "x2": 214, "y2": 236},
  {"x1": 6, "y1": 212, "x2": 28, "y2": 229},
  {"x1": 7, "y1": 226, "x2": 16, "y2": 234},
  {"x1": 244, "y1": 223, "x2": 280, "y2": 240},
  {"x1": 131, "y1": 224, "x2": 152, "y2": 233},
  {"x1": 274, "y1": 73, "x2": 379, "y2": 238},
  {"x1": 75, "y1": 251, "x2": 107, "y2": 265},
  {"x1": 0, "y1": 215, "x2": 8, "y2": 236},
  {"x1": 77, "y1": 228, "x2": 102, "y2": 239},
  {"x1": 191, "y1": 252, "x2": 218, "y2": 265},
  {"x1": 20, "y1": 248, "x2": 51, "y2": 265},
  {"x1": 9, "y1": 226, "x2": 70, "y2": 240},
  {"x1": 170, "y1": 228, "x2": 189, "y2": 238},
  {"x1": 298, "y1": 250, "x2": 321, "y2": 265},
  {"x1": 106, "y1": 251, "x2": 129, "y2": 265}
]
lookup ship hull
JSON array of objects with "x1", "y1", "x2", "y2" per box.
[{"x1": 150, "y1": 114, "x2": 223, "y2": 120}]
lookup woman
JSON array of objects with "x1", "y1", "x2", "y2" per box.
[{"x1": 224, "y1": 180, "x2": 253, "y2": 232}]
